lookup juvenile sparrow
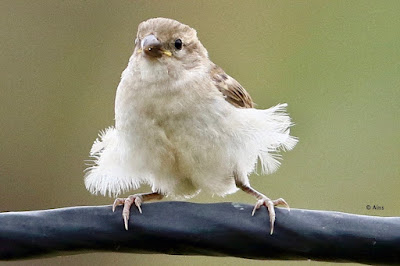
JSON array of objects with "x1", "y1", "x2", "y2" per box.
[{"x1": 85, "y1": 18, "x2": 298, "y2": 234}]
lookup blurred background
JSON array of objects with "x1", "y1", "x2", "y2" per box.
[{"x1": 1, "y1": 1, "x2": 399, "y2": 265}]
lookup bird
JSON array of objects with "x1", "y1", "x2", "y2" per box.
[{"x1": 85, "y1": 17, "x2": 298, "y2": 234}]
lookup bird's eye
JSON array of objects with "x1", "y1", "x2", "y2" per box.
[{"x1": 174, "y1": 39, "x2": 183, "y2": 50}]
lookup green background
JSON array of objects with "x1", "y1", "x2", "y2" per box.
[{"x1": 1, "y1": 1, "x2": 399, "y2": 265}]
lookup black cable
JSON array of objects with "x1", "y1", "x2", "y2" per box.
[{"x1": 1, "y1": 202, "x2": 399, "y2": 264}]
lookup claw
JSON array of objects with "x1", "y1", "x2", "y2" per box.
[
  {"x1": 251, "y1": 206, "x2": 257, "y2": 216},
  {"x1": 269, "y1": 217, "x2": 275, "y2": 234},
  {"x1": 123, "y1": 215, "x2": 129, "y2": 231},
  {"x1": 252, "y1": 196, "x2": 289, "y2": 235},
  {"x1": 135, "y1": 197, "x2": 143, "y2": 214},
  {"x1": 251, "y1": 200, "x2": 262, "y2": 216}
]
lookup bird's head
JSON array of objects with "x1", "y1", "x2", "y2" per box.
[{"x1": 132, "y1": 18, "x2": 209, "y2": 76}]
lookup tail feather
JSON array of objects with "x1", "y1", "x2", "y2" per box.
[
  {"x1": 255, "y1": 103, "x2": 298, "y2": 174},
  {"x1": 84, "y1": 126, "x2": 141, "y2": 197}
]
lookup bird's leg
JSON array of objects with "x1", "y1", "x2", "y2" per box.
[
  {"x1": 112, "y1": 192, "x2": 163, "y2": 230},
  {"x1": 235, "y1": 175, "x2": 289, "y2": 235}
]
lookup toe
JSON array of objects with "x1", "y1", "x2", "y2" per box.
[
  {"x1": 273, "y1": 198, "x2": 290, "y2": 211},
  {"x1": 121, "y1": 197, "x2": 134, "y2": 230},
  {"x1": 264, "y1": 199, "x2": 276, "y2": 234},
  {"x1": 266, "y1": 205, "x2": 276, "y2": 235},
  {"x1": 252, "y1": 199, "x2": 263, "y2": 216},
  {"x1": 112, "y1": 198, "x2": 125, "y2": 212}
]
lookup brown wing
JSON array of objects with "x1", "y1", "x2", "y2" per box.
[{"x1": 211, "y1": 64, "x2": 254, "y2": 108}]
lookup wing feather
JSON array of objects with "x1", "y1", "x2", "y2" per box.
[{"x1": 211, "y1": 64, "x2": 254, "y2": 108}]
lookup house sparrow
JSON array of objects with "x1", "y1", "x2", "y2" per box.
[{"x1": 85, "y1": 17, "x2": 297, "y2": 234}]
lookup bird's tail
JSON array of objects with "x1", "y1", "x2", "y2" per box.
[
  {"x1": 257, "y1": 103, "x2": 298, "y2": 174},
  {"x1": 236, "y1": 103, "x2": 298, "y2": 175},
  {"x1": 84, "y1": 127, "x2": 141, "y2": 197}
]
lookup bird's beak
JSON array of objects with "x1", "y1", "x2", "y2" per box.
[{"x1": 139, "y1": 34, "x2": 172, "y2": 58}]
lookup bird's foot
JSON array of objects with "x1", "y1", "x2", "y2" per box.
[
  {"x1": 112, "y1": 194, "x2": 143, "y2": 230},
  {"x1": 112, "y1": 192, "x2": 163, "y2": 230},
  {"x1": 252, "y1": 197, "x2": 290, "y2": 235}
]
